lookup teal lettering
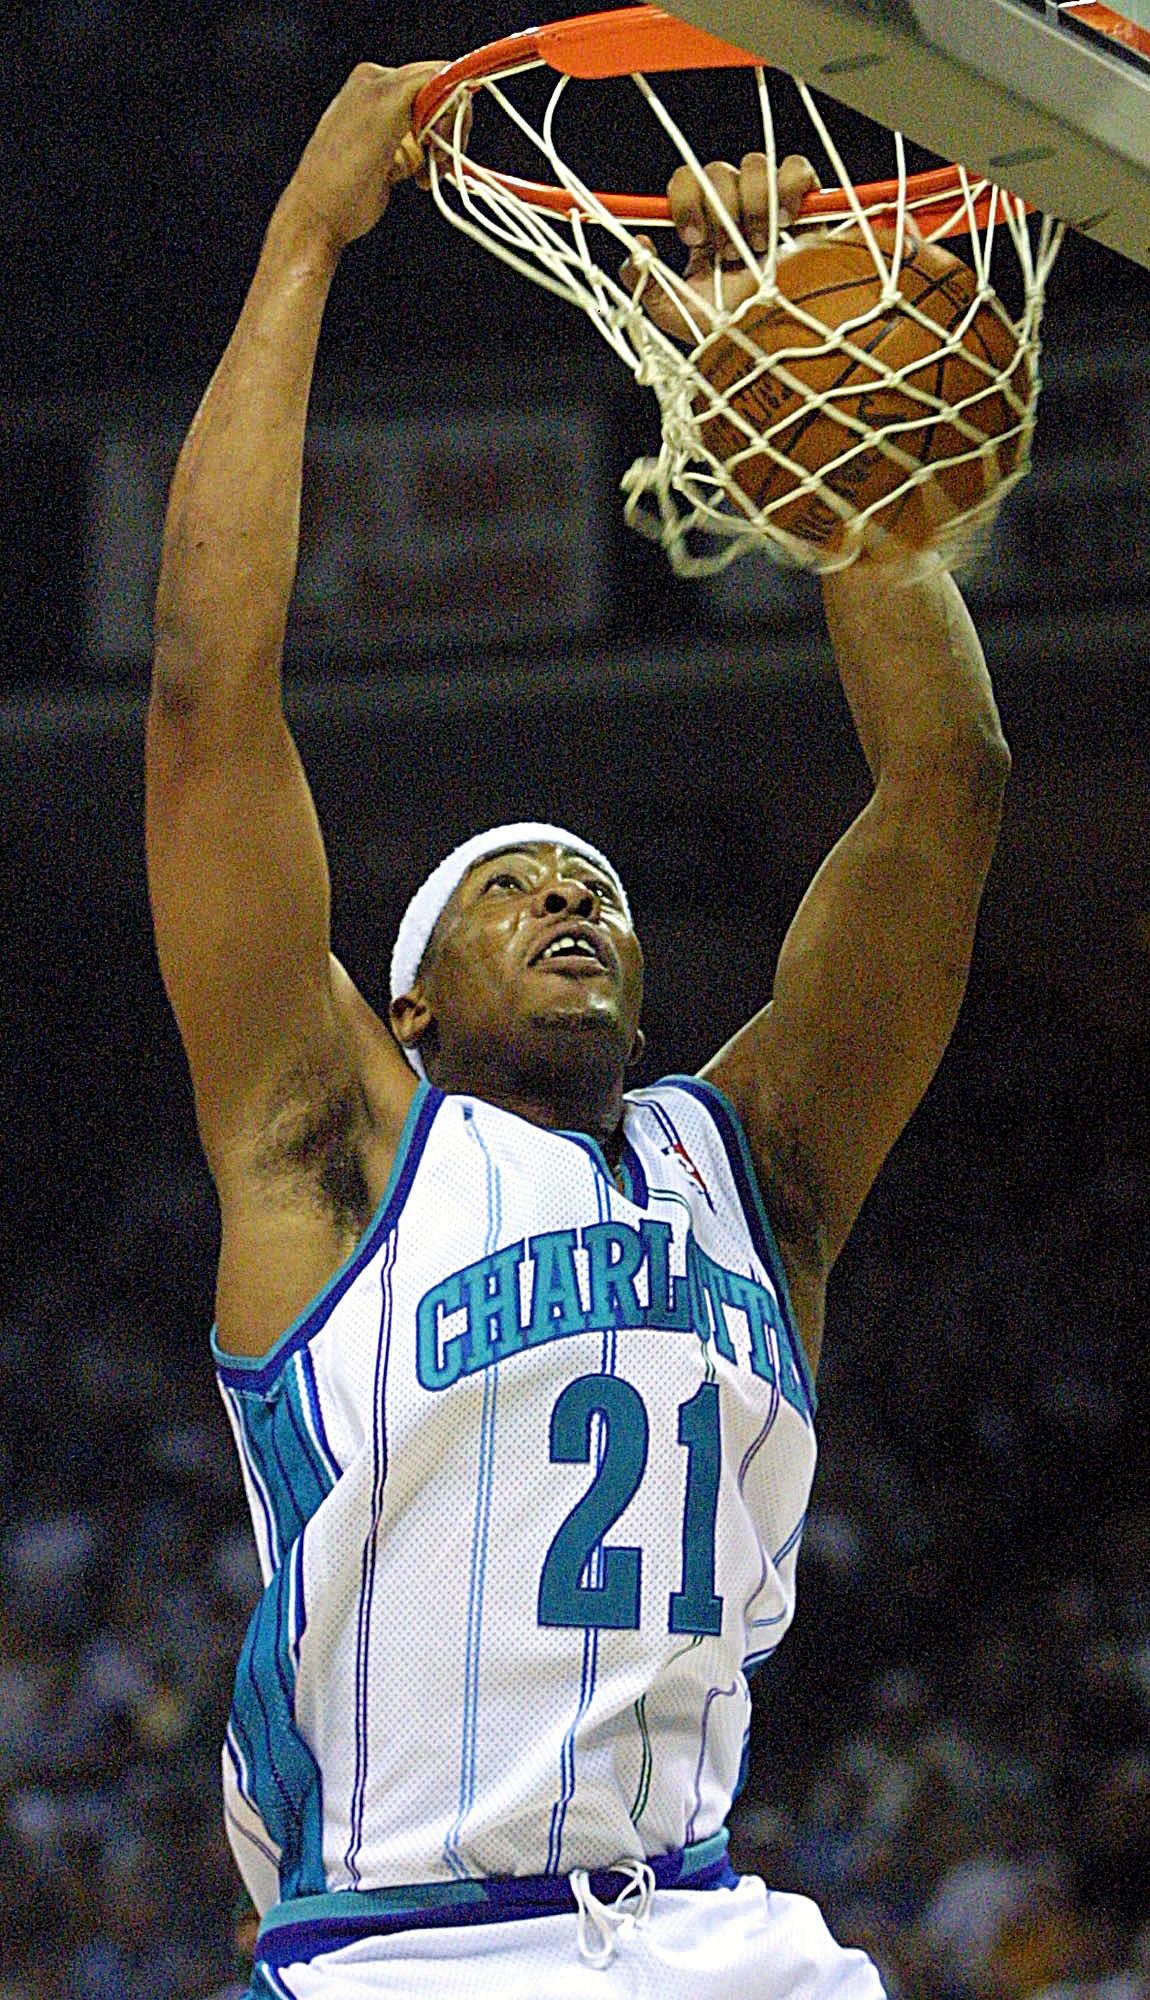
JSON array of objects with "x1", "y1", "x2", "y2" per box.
[
  {"x1": 584, "y1": 1222, "x2": 644, "y2": 1331},
  {"x1": 526, "y1": 1230, "x2": 587, "y2": 1344},
  {"x1": 722, "y1": 1272, "x2": 778, "y2": 1385},
  {"x1": 416, "y1": 1272, "x2": 465, "y2": 1390},
  {"x1": 460, "y1": 1243, "x2": 526, "y2": 1371},
  {"x1": 415, "y1": 1223, "x2": 802, "y2": 1404},
  {"x1": 638, "y1": 1220, "x2": 690, "y2": 1330},
  {"x1": 701, "y1": 1256, "x2": 738, "y2": 1364},
  {"x1": 687, "y1": 1241, "x2": 736, "y2": 1361},
  {"x1": 686, "y1": 1238, "x2": 712, "y2": 1342},
  {"x1": 538, "y1": 1376, "x2": 649, "y2": 1628},
  {"x1": 721, "y1": 1271, "x2": 804, "y2": 1410}
]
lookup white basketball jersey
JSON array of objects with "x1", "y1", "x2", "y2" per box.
[{"x1": 214, "y1": 1076, "x2": 817, "y2": 1926}]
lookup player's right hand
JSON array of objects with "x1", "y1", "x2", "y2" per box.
[
  {"x1": 285, "y1": 61, "x2": 450, "y2": 255},
  {"x1": 621, "y1": 152, "x2": 820, "y2": 339}
]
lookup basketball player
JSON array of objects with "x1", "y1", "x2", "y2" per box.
[{"x1": 146, "y1": 62, "x2": 1010, "y2": 2000}]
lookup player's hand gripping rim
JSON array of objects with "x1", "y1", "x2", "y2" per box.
[
  {"x1": 620, "y1": 152, "x2": 820, "y2": 340},
  {"x1": 286, "y1": 61, "x2": 471, "y2": 258}
]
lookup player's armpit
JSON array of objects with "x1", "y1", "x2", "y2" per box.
[{"x1": 702, "y1": 742, "x2": 1008, "y2": 1337}]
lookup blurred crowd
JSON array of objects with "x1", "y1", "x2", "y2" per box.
[
  {"x1": 0, "y1": 1060, "x2": 1145, "y2": 2000},
  {"x1": 752, "y1": 1076, "x2": 1150, "y2": 2000},
  {"x1": 3, "y1": 8, "x2": 1148, "y2": 1997}
]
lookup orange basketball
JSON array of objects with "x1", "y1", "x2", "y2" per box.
[{"x1": 694, "y1": 231, "x2": 1032, "y2": 555}]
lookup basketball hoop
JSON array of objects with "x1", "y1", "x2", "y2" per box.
[{"x1": 413, "y1": 7, "x2": 1064, "y2": 574}]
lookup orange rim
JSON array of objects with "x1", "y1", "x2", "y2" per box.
[
  {"x1": 413, "y1": 6, "x2": 1007, "y2": 240},
  {"x1": 1061, "y1": 2, "x2": 1150, "y2": 62}
]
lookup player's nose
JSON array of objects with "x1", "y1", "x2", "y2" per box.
[{"x1": 538, "y1": 880, "x2": 599, "y2": 919}]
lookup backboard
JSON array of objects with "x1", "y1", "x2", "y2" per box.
[{"x1": 656, "y1": 0, "x2": 1150, "y2": 270}]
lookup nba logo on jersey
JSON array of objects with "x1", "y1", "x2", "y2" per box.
[{"x1": 215, "y1": 1075, "x2": 816, "y2": 1938}]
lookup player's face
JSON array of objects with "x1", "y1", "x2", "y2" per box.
[{"x1": 404, "y1": 843, "x2": 644, "y2": 1084}]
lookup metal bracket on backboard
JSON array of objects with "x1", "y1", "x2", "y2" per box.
[{"x1": 660, "y1": 0, "x2": 1150, "y2": 268}]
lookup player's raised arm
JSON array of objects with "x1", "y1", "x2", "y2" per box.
[
  {"x1": 146, "y1": 64, "x2": 442, "y2": 1173},
  {"x1": 703, "y1": 559, "x2": 1010, "y2": 1374}
]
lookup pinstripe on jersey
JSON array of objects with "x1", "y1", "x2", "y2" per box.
[{"x1": 215, "y1": 1076, "x2": 817, "y2": 1922}]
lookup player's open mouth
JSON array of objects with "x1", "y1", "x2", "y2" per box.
[{"x1": 529, "y1": 928, "x2": 611, "y2": 973}]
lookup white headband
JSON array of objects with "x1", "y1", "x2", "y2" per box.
[{"x1": 389, "y1": 822, "x2": 631, "y2": 1078}]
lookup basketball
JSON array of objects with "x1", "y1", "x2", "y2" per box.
[{"x1": 693, "y1": 230, "x2": 1033, "y2": 555}]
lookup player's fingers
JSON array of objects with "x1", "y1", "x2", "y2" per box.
[
  {"x1": 668, "y1": 159, "x2": 739, "y2": 253},
  {"x1": 619, "y1": 231, "x2": 656, "y2": 296},
  {"x1": 776, "y1": 152, "x2": 820, "y2": 228},
  {"x1": 411, "y1": 95, "x2": 473, "y2": 188},
  {"x1": 389, "y1": 130, "x2": 427, "y2": 186},
  {"x1": 700, "y1": 160, "x2": 743, "y2": 256},
  {"x1": 423, "y1": 92, "x2": 473, "y2": 181},
  {"x1": 667, "y1": 163, "x2": 706, "y2": 246},
  {"x1": 737, "y1": 152, "x2": 772, "y2": 251},
  {"x1": 388, "y1": 60, "x2": 463, "y2": 188},
  {"x1": 620, "y1": 235, "x2": 698, "y2": 340}
]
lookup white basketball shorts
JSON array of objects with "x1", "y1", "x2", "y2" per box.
[{"x1": 249, "y1": 1876, "x2": 886, "y2": 1999}]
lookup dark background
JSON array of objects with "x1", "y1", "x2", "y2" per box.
[{"x1": 1, "y1": 5, "x2": 1148, "y2": 1997}]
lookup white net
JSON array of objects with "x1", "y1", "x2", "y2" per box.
[{"x1": 417, "y1": 37, "x2": 1064, "y2": 575}]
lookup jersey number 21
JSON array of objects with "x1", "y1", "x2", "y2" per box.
[{"x1": 537, "y1": 1375, "x2": 723, "y2": 1635}]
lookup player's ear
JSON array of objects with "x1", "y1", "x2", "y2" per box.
[
  {"x1": 390, "y1": 985, "x2": 434, "y2": 1054},
  {"x1": 626, "y1": 1026, "x2": 646, "y2": 1068}
]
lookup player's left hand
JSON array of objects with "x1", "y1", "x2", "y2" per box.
[{"x1": 621, "y1": 152, "x2": 820, "y2": 338}]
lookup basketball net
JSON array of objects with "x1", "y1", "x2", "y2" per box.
[{"x1": 414, "y1": 10, "x2": 1064, "y2": 575}]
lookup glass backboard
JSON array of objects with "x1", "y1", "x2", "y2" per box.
[{"x1": 656, "y1": 0, "x2": 1150, "y2": 269}]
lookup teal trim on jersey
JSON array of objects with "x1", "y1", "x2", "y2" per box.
[
  {"x1": 247, "y1": 1968, "x2": 294, "y2": 1999},
  {"x1": 212, "y1": 1082, "x2": 436, "y2": 1388},
  {"x1": 260, "y1": 1878, "x2": 487, "y2": 1936},
  {"x1": 664, "y1": 1075, "x2": 817, "y2": 1415},
  {"x1": 678, "y1": 1827, "x2": 731, "y2": 1878},
  {"x1": 255, "y1": 1829, "x2": 734, "y2": 1943},
  {"x1": 445, "y1": 1106, "x2": 504, "y2": 1881},
  {"x1": 230, "y1": 1554, "x2": 325, "y2": 1904},
  {"x1": 229, "y1": 1356, "x2": 339, "y2": 1560}
]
